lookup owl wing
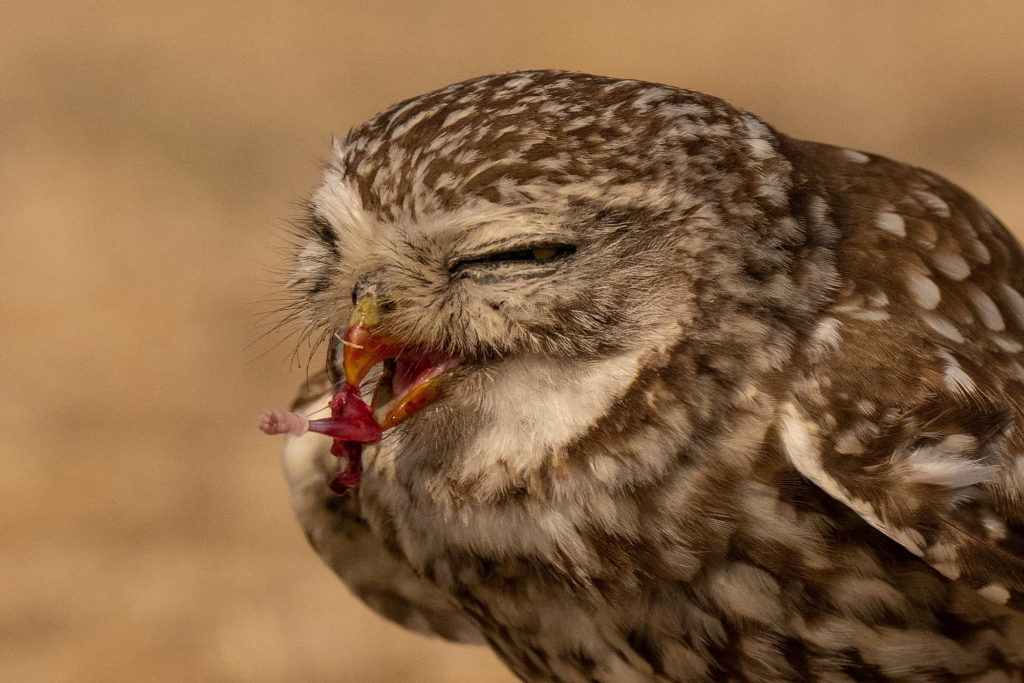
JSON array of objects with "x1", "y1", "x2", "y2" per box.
[
  {"x1": 781, "y1": 141, "x2": 1024, "y2": 609},
  {"x1": 283, "y1": 370, "x2": 485, "y2": 644}
]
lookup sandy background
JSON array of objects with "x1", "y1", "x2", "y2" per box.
[{"x1": 1, "y1": 2, "x2": 1021, "y2": 681}]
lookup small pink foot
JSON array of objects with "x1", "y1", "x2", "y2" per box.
[{"x1": 258, "y1": 409, "x2": 310, "y2": 436}]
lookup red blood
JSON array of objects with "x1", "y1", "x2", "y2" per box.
[
  {"x1": 321, "y1": 384, "x2": 379, "y2": 495},
  {"x1": 328, "y1": 441, "x2": 363, "y2": 494},
  {"x1": 305, "y1": 384, "x2": 382, "y2": 443}
]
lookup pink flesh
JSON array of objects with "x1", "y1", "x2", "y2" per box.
[
  {"x1": 258, "y1": 409, "x2": 308, "y2": 436},
  {"x1": 392, "y1": 353, "x2": 456, "y2": 397},
  {"x1": 322, "y1": 386, "x2": 379, "y2": 494},
  {"x1": 307, "y1": 384, "x2": 382, "y2": 443},
  {"x1": 328, "y1": 440, "x2": 363, "y2": 493},
  {"x1": 259, "y1": 383, "x2": 380, "y2": 495}
]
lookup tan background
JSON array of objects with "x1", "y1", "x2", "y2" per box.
[{"x1": 1, "y1": 1, "x2": 1021, "y2": 681}]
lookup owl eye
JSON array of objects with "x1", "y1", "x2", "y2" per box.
[{"x1": 449, "y1": 243, "x2": 576, "y2": 273}]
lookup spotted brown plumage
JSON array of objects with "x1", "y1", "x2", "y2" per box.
[{"x1": 275, "y1": 71, "x2": 1024, "y2": 681}]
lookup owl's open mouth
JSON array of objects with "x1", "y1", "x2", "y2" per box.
[
  {"x1": 342, "y1": 298, "x2": 461, "y2": 431},
  {"x1": 359, "y1": 352, "x2": 459, "y2": 429}
]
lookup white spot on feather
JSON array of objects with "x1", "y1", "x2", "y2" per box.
[
  {"x1": 965, "y1": 285, "x2": 1005, "y2": 331},
  {"x1": 906, "y1": 271, "x2": 941, "y2": 310},
  {"x1": 936, "y1": 350, "x2": 977, "y2": 395},
  {"x1": 856, "y1": 401, "x2": 877, "y2": 416},
  {"x1": 865, "y1": 287, "x2": 889, "y2": 308},
  {"x1": 807, "y1": 317, "x2": 843, "y2": 360},
  {"x1": 875, "y1": 212, "x2": 906, "y2": 237},
  {"x1": 501, "y1": 75, "x2": 534, "y2": 89},
  {"x1": 982, "y1": 512, "x2": 1008, "y2": 541},
  {"x1": 709, "y1": 563, "x2": 781, "y2": 623},
  {"x1": 835, "y1": 432, "x2": 865, "y2": 455},
  {"x1": 872, "y1": 627, "x2": 986, "y2": 677},
  {"x1": 565, "y1": 116, "x2": 595, "y2": 131},
  {"x1": 848, "y1": 309, "x2": 890, "y2": 322},
  {"x1": 903, "y1": 528, "x2": 927, "y2": 551},
  {"x1": 828, "y1": 577, "x2": 910, "y2": 620},
  {"x1": 743, "y1": 115, "x2": 771, "y2": 139},
  {"x1": 977, "y1": 584, "x2": 1011, "y2": 605},
  {"x1": 927, "y1": 543, "x2": 962, "y2": 580},
  {"x1": 901, "y1": 434, "x2": 992, "y2": 489},
  {"x1": 747, "y1": 138, "x2": 775, "y2": 159},
  {"x1": 537, "y1": 100, "x2": 570, "y2": 115},
  {"x1": 1011, "y1": 362, "x2": 1024, "y2": 383},
  {"x1": 964, "y1": 238, "x2": 991, "y2": 265},
  {"x1": 920, "y1": 312, "x2": 965, "y2": 343},
  {"x1": 931, "y1": 562, "x2": 962, "y2": 580},
  {"x1": 441, "y1": 108, "x2": 475, "y2": 128},
  {"x1": 631, "y1": 87, "x2": 672, "y2": 111},
  {"x1": 842, "y1": 149, "x2": 870, "y2": 163},
  {"x1": 452, "y1": 148, "x2": 480, "y2": 165},
  {"x1": 390, "y1": 107, "x2": 438, "y2": 139},
  {"x1": 993, "y1": 335, "x2": 1024, "y2": 353},
  {"x1": 928, "y1": 249, "x2": 971, "y2": 281},
  {"x1": 589, "y1": 455, "x2": 620, "y2": 483},
  {"x1": 910, "y1": 220, "x2": 939, "y2": 249},
  {"x1": 1000, "y1": 284, "x2": 1024, "y2": 330},
  {"x1": 914, "y1": 190, "x2": 951, "y2": 217}
]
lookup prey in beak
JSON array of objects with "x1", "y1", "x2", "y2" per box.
[{"x1": 260, "y1": 296, "x2": 459, "y2": 493}]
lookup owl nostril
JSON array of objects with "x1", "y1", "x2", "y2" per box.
[
  {"x1": 352, "y1": 272, "x2": 381, "y2": 306},
  {"x1": 351, "y1": 271, "x2": 396, "y2": 313}
]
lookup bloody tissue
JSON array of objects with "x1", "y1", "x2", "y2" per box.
[{"x1": 259, "y1": 384, "x2": 382, "y2": 494}]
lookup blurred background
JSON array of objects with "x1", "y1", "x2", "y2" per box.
[{"x1": 1, "y1": 1, "x2": 1021, "y2": 681}]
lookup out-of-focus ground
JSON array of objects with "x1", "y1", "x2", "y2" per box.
[{"x1": 0, "y1": 1, "x2": 1021, "y2": 681}]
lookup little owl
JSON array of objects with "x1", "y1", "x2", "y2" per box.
[{"x1": 262, "y1": 71, "x2": 1024, "y2": 682}]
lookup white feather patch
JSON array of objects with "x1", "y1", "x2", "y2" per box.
[
  {"x1": 806, "y1": 317, "x2": 843, "y2": 361},
  {"x1": 311, "y1": 171, "x2": 379, "y2": 261},
  {"x1": 977, "y1": 583, "x2": 1011, "y2": 605},
  {"x1": 454, "y1": 349, "x2": 646, "y2": 485},
  {"x1": 936, "y1": 349, "x2": 977, "y2": 396},
  {"x1": 899, "y1": 434, "x2": 992, "y2": 489}
]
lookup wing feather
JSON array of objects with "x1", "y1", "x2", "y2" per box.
[{"x1": 783, "y1": 140, "x2": 1024, "y2": 609}]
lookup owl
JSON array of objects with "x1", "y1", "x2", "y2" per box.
[{"x1": 263, "y1": 71, "x2": 1024, "y2": 682}]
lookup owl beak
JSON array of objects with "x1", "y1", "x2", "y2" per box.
[
  {"x1": 342, "y1": 297, "x2": 458, "y2": 430},
  {"x1": 342, "y1": 297, "x2": 404, "y2": 387}
]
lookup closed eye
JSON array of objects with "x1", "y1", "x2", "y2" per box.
[{"x1": 449, "y1": 243, "x2": 576, "y2": 274}]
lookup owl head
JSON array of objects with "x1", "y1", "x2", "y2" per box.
[{"x1": 287, "y1": 71, "x2": 836, "y2": 462}]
